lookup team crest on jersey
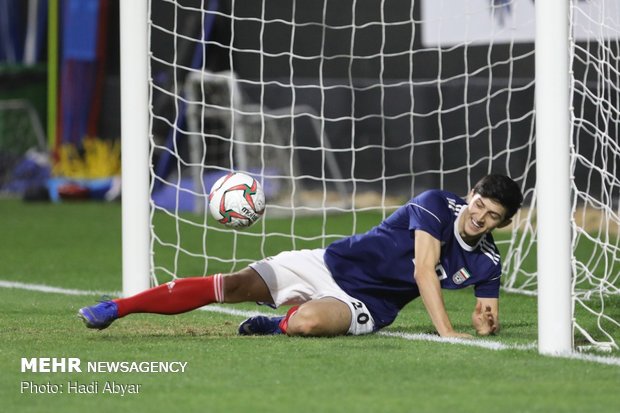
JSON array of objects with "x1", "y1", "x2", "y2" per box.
[{"x1": 452, "y1": 268, "x2": 471, "y2": 285}]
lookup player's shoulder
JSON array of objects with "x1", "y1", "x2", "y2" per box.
[
  {"x1": 409, "y1": 189, "x2": 465, "y2": 220},
  {"x1": 478, "y1": 233, "x2": 502, "y2": 267},
  {"x1": 412, "y1": 189, "x2": 464, "y2": 204}
]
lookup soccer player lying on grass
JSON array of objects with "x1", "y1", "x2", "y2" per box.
[{"x1": 79, "y1": 174, "x2": 522, "y2": 339}]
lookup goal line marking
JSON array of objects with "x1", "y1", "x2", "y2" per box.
[{"x1": 1, "y1": 279, "x2": 619, "y2": 367}]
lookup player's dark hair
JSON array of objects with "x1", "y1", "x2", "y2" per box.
[{"x1": 472, "y1": 174, "x2": 523, "y2": 220}]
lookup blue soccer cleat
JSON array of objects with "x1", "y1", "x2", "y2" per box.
[
  {"x1": 238, "y1": 315, "x2": 284, "y2": 335},
  {"x1": 78, "y1": 300, "x2": 119, "y2": 330}
]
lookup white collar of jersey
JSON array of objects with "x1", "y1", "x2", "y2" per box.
[{"x1": 454, "y1": 206, "x2": 484, "y2": 251}]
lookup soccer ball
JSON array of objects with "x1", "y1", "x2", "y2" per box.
[{"x1": 208, "y1": 172, "x2": 265, "y2": 228}]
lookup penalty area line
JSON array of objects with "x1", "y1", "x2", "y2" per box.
[{"x1": 1, "y1": 279, "x2": 619, "y2": 367}]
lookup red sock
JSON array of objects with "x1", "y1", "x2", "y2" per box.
[
  {"x1": 278, "y1": 305, "x2": 300, "y2": 334},
  {"x1": 113, "y1": 274, "x2": 224, "y2": 317}
]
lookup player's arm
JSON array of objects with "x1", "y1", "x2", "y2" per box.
[
  {"x1": 414, "y1": 230, "x2": 472, "y2": 339},
  {"x1": 471, "y1": 297, "x2": 500, "y2": 336}
]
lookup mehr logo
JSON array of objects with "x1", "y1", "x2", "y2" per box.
[{"x1": 21, "y1": 358, "x2": 82, "y2": 373}]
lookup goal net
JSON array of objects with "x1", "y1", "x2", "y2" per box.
[
  {"x1": 141, "y1": 0, "x2": 619, "y2": 352},
  {"x1": 566, "y1": 0, "x2": 620, "y2": 351}
]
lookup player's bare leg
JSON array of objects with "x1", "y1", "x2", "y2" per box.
[
  {"x1": 221, "y1": 267, "x2": 273, "y2": 304},
  {"x1": 285, "y1": 298, "x2": 351, "y2": 336},
  {"x1": 239, "y1": 297, "x2": 351, "y2": 337}
]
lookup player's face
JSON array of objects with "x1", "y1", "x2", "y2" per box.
[{"x1": 460, "y1": 193, "x2": 509, "y2": 240}]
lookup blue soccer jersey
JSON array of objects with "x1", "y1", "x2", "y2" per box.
[{"x1": 324, "y1": 189, "x2": 502, "y2": 329}]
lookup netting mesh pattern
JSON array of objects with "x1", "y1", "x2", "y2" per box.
[
  {"x1": 146, "y1": 0, "x2": 618, "y2": 350},
  {"x1": 568, "y1": 0, "x2": 620, "y2": 350}
]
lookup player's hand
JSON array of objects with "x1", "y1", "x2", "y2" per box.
[{"x1": 472, "y1": 301, "x2": 497, "y2": 336}]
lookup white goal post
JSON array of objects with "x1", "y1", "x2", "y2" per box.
[
  {"x1": 120, "y1": 0, "x2": 151, "y2": 296},
  {"x1": 120, "y1": 0, "x2": 620, "y2": 355},
  {"x1": 535, "y1": 0, "x2": 572, "y2": 354}
]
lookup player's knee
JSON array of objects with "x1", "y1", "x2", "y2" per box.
[{"x1": 286, "y1": 308, "x2": 323, "y2": 336}]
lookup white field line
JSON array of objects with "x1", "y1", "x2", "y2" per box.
[
  {"x1": 0, "y1": 280, "x2": 121, "y2": 297},
  {"x1": 378, "y1": 331, "x2": 537, "y2": 351},
  {"x1": 2, "y1": 279, "x2": 620, "y2": 367}
]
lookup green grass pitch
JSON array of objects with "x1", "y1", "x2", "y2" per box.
[{"x1": 1, "y1": 199, "x2": 619, "y2": 413}]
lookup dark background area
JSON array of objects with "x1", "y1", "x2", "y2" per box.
[{"x1": 94, "y1": 0, "x2": 613, "y2": 198}]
